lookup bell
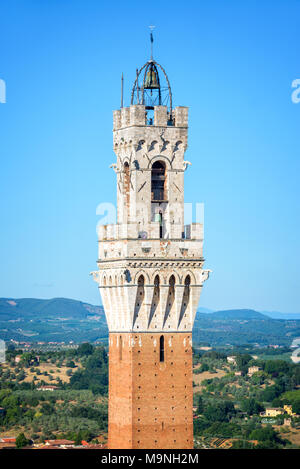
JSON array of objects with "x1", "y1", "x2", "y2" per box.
[{"x1": 144, "y1": 67, "x2": 159, "y2": 89}]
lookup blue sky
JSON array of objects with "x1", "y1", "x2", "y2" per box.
[{"x1": 0, "y1": 0, "x2": 299, "y2": 313}]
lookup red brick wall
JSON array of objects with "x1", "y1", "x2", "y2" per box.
[{"x1": 108, "y1": 332, "x2": 193, "y2": 449}]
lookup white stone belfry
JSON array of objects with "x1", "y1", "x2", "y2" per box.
[{"x1": 92, "y1": 58, "x2": 210, "y2": 333}]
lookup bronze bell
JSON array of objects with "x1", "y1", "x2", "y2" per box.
[{"x1": 144, "y1": 66, "x2": 159, "y2": 89}]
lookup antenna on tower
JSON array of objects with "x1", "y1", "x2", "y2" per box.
[
  {"x1": 136, "y1": 69, "x2": 140, "y2": 104},
  {"x1": 149, "y1": 25, "x2": 155, "y2": 60},
  {"x1": 121, "y1": 73, "x2": 124, "y2": 108}
]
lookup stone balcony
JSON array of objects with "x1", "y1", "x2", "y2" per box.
[{"x1": 97, "y1": 222, "x2": 203, "y2": 241}]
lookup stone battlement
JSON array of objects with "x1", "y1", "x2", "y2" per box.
[{"x1": 113, "y1": 105, "x2": 188, "y2": 131}]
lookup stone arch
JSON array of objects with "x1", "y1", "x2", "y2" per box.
[
  {"x1": 168, "y1": 274, "x2": 176, "y2": 287},
  {"x1": 133, "y1": 274, "x2": 145, "y2": 328},
  {"x1": 150, "y1": 271, "x2": 161, "y2": 284},
  {"x1": 166, "y1": 271, "x2": 180, "y2": 286},
  {"x1": 133, "y1": 269, "x2": 150, "y2": 285},
  {"x1": 184, "y1": 274, "x2": 191, "y2": 285},
  {"x1": 123, "y1": 161, "x2": 130, "y2": 209},
  {"x1": 151, "y1": 160, "x2": 167, "y2": 202},
  {"x1": 182, "y1": 270, "x2": 196, "y2": 285},
  {"x1": 122, "y1": 156, "x2": 130, "y2": 166},
  {"x1": 163, "y1": 275, "x2": 175, "y2": 327},
  {"x1": 147, "y1": 154, "x2": 172, "y2": 170},
  {"x1": 148, "y1": 274, "x2": 160, "y2": 328},
  {"x1": 178, "y1": 274, "x2": 191, "y2": 327},
  {"x1": 137, "y1": 274, "x2": 145, "y2": 286}
]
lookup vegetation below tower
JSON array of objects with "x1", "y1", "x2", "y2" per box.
[{"x1": 0, "y1": 343, "x2": 300, "y2": 449}]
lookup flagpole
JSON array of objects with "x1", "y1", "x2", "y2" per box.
[
  {"x1": 149, "y1": 25, "x2": 155, "y2": 60},
  {"x1": 121, "y1": 73, "x2": 124, "y2": 108}
]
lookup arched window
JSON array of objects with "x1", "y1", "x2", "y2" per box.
[
  {"x1": 160, "y1": 335, "x2": 165, "y2": 362},
  {"x1": 133, "y1": 275, "x2": 145, "y2": 328},
  {"x1": 184, "y1": 275, "x2": 191, "y2": 287},
  {"x1": 123, "y1": 162, "x2": 130, "y2": 208},
  {"x1": 138, "y1": 274, "x2": 145, "y2": 287},
  {"x1": 163, "y1": 275, "x2": 175, "y2": 327},
  {"x1": 178, "y1": 275, "x2": 191, "y2": 327},
  {"x1": 154, "y1": 274, "x2": 160, "y2": 290},
  {"x1": 148, "y1": 275, "x2": 160, "y2": 328},
  {"x1": 151, "y1": 161, "x2": 166, "y2": 201}
]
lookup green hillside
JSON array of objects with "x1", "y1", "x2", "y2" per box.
[
  {"x1": 208, "y1": 309, "x2": 269, "y2": 320},
  {"x1": 0, "y1": 298, "x2": 299, "y2": 346}
]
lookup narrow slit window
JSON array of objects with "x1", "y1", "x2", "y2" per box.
[
  {"x1": 159, "y1": 335, "x2": 165, "y2": 362},
  {"x1": 119, "y1": 335, "x2": 122, "y2": 361}
]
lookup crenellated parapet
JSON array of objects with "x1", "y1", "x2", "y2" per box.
[{"x1": 113, "y1": 105, "x2": 188, "y2": 131}]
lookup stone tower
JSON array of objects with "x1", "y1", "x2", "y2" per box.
[{"x1": 92, "y1": 50, "x2": 210, "y2": 449}]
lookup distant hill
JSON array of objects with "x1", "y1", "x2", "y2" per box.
[
  {"x1": 209, "y1": 309, "x2": 269, "y2": 320},
  {"x1": 0, "y1": 298, "x2": 299, "y2": 346},
  {"x1": 199, "y1": 308, "x2": 300, "y2": 320},
  {"x1": 0, "y1": 297, "x2": 105, "y2": 321},
  {"x1": 0, "y1": 297, "x2": 107, "y2": 343},
  {"x1": 261, "y1": 310, "x2": 300, "y2": 320}
]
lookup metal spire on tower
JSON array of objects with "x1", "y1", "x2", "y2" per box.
[
  {"x1": 149, "y1": 25, "x2": 155, "y2": 60},
  {"x1": 121, "y1": 73, "x2": 124, "y2": 108}
]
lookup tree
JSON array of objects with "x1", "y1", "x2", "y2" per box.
[
  {"x1": 240, "y1": 398, "x2": 264, "y2": 416},
  {"x1": 232, "y1": 440, "x2": 254, "y2": 449},
  {"x1": 236, "y1": 354, "x2": 253, "y2": 373},
  {"x1": 77, "y1": 343, "x2": 94, "y2": 357},
  {"x1": 197, "y1": 396, "x2": 204, "y2": 414},
  {"x1": 264, "y1": 361, "x2": 287, "y2": 376},
  {"x1": 200, "y1": 363, "x2": 209, "y2": 373},
  {"x1": 74, "y1": 431, "x2": 84, "y2": 446},
  {"x1": 204, "y1": 400, "x2": 235, "y2": 423},
  {"x1": 292, "y1": 400, "x2": 300, "y2": 415},
  {"x1": 16, "y1": 433, "x2": 29, "y2": 449},
  {"x1": 66, "y1": 360, "x2": 76, "y2": 368},
  {"x1": 41, "y1": 402, "x2": 54, "y2": 415},
  {"x1": 249, "y1": 425, "x2": 283, "y2": 448},
  {"x1": 271, "y1": 397, "x2": 282, "y2": 408}
]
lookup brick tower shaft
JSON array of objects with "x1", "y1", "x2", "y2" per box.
[{"x1": 108, "y1": 332, "x2": 193, "y2": 449}]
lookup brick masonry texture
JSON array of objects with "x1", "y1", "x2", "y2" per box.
[{"x1": 108, "y1": 332, "x2": 193, "y2": 449}]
